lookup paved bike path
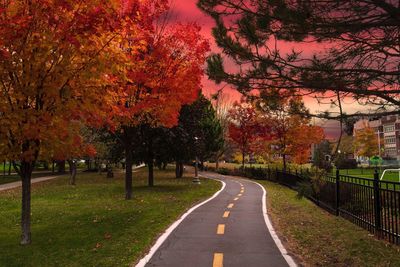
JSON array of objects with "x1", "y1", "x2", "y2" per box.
[{"x1": 141, "y1": 172, "x2": 295, "y2": 267}]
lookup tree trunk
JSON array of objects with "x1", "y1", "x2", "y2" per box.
[
  {"x1": 147, "y1": 135, "x2": 154, "y2": 186},
  {"x1": 43, "y1": 161, "x2": 49, "y2": 170},
  {"x1": 283, "y1": 154, "x2": 287, "y2": 171},
  {"x1": 242, "y1": 151, "x2": 245, "y2": 170},
  {"x1": 52, "y1": 160, "x2": 55, "y2": 173},
  {"x1": 179, "y1": 162, "x2": 184, "y2": 177},
  {"x1": 175, "y1": 161, "x2": 181, "y2": 178},
  {"x1": 162, "y1": 162, "x2": 167, "y2": 170},
  {"x1": 57, "y1": 160, "x2": 65, "y2": 173},
  {"x1": 8, "y1": 161, "x2": 11, "y2": 175},
  {"x1": 18, "y1": 160, "x2": 34, "y2": 245},
  {"x1": 125, "y1": 147, "x2": 133, "y2": 200},
  {"x1": 97, "y1": 159, "x2": 102, "y2": 174},
  {"x1": 106, "y1": 164, "x2": 114, "y2": 178},
  {"x1": 175, "y1": 161, "x2": 184, "y2": 178},
  {"x1": 3, "y1": 161, "x2": 5, "y2": 176},
  {"x1": 68, "y1": 160, "x2": 77, "y2": 185},
  {"x1": 148, "y1": 161, "x2": 154, "y2": 186},
  {"x1": 215, "y1": 155, "x2": 219, "y2": 170}
]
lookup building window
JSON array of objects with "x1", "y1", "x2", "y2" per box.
[
  {"x1": 384, "y1": 125, "x2": 395, "y2": 132},
  {"x1": 385, "y1": 147, "x2": 397, "y2": 156},
  {"x1": 385, "y1": 136, "x2": 396, "y2": 144}
]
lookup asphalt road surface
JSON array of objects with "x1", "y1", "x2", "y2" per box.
[{"x1": 143, "y1": 171, "x2": 294, "y2": 267}]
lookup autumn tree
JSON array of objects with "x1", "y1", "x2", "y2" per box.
[
  {"x1": 198, "y1": 0, "x2": 400, "y2": 119},
  {"x1": 353, "y1": 126, "x2": 379, "y2": 159},
  {"x1": 228, "y1": 101, "x2": 268, "y2": 169},
  {"x1": 0, "y1": 0, "x2": 157, "y2": 244},
  {"x1": 255, "y1": 93, "x2": 324, "y2": 169},
  {"x1": 109, "y1": 19, "x2": 210, "y2": 194}
]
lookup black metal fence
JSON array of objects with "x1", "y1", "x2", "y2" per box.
[{"x1": 213, "y1": 166, "x2": 400, "y2": 245}]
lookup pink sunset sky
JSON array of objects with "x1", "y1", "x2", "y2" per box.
[{"x1": 170, "y1": 0, "x2": 358, "y2": 138}]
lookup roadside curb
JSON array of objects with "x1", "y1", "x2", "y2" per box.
[{"x1": 249, "y1": 179, "x2": 297, "y2": 267}]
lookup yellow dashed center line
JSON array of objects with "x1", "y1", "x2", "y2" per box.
[
  {"x1": 238, "y1": 193, "x2": 242, "y2": 197},
  {"x1": 227, "y1": 203, "x2": 234, "y2": 208},
  {"x1": 240, "y1": 190, "x2": 244, "y2": 193},
  {"x1": 234, "y1": 197, "x2": 239, "y2": 201},
  {"x1": 223, "y1": 211, "x2": 230, "y2": 218},
  {"x1": 217, "y1": 224, "x2": 225, "y2": 235},
  {"x1": 213, "y1": 253, "x2": 223, "y2": 267}
]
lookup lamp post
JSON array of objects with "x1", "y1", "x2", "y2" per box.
[
  {"x1": 376, "y1": 129, "x2": 382, "y2": 157},
  {"x1": 193, "y1": 136, "x2": 201, "y2": 184}
]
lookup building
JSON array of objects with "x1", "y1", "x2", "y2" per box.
[{"x1": 353, "y1": 115, "x2": 400, "y2": 160}]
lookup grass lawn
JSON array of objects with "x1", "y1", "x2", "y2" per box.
[
  {"x1": 260, "y1": 180, "x2": 400, "y2": 266},
  {"x1": 0, "y1": 162, "x2": 11, "y2": 172},
  {"x1": 0, "y1": 167, "x2": 220, "y2": 267},
  {"x1": 333, "y1": 168, "x2": 400, "y2": 182}
]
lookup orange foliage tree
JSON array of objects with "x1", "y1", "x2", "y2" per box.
[
  {"x1": 0, "y1": 0, "x2": 163, "y2": 244},
  {"x1": 255, "y1": 94, "x2": 324, "y2": 170},
  {"x1": 107, "y1": 16, "x2": 210, "y2": 198},
  {"x1": 353, "y1": 126, "x2": 379, "y2": 159}
]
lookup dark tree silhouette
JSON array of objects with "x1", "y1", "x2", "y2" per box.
[{"x1": 198, "y1": 0, "x2": 400, "y2": 119}]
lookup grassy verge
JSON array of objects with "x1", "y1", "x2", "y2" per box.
[
  {"x1": 259, "y1": 180, "x2": 400, "y2": 266},
  {"x1": 0, "y1": 167, "x2": 220, "y2": 266}
]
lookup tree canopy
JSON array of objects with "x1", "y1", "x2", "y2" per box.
[{"x1": 198, "y1": 0, "x2": 400, "y2": 119}]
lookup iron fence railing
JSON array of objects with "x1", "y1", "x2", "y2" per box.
[{"x1": 210, "y1": 166, "x2": 400, "y2": 245}]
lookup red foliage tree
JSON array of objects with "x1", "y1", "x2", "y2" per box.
[
  {"x1": 228, "y1": 101, "x2": 270, "y2": 169},
  {"x1": 108, "y1": 19, "x2": 210, "y2": 197},
  {"x1": 0, "y1": 0, "x2": 162, "y2": 244},
  {"x1": 256, "y1": 95, "x2": 324, "y2": 169}
]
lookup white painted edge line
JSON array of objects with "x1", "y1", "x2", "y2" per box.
[
  {"x1": 135, "y1": 177, "x2": 226, "y2": 267},
  {"x1": 250, "y1": 180, "x2": 297, "y2": 267}
]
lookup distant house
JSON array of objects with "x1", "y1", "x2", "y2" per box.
[{"x1": 353, "y1": 115, "x2": 400, "y2": 160}]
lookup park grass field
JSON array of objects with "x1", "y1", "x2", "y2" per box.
[
  {"x1": 0, "y1": 167, "x2": 220, "y2": 267},
  {"x1": 336, "y1": 168, "x2": 400, "y2": 182},
  {"x1": 260, "y1": 180, "x2": 400, "y2": 266}
]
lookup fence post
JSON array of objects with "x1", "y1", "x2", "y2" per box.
[
  {"x1": 373, "y1": 169, "x2": 381, "y2": 237},
  {"x1": 335, "y1": 169, "x2": 340, "y2": 216}
]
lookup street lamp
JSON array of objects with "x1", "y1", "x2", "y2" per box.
[{"x1": 193, "y1": 136, "x2": 201, "y2": 184}]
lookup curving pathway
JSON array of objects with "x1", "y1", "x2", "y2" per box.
[{"x1": 137, "y1": 171, "x2": 296, "y2": 267}]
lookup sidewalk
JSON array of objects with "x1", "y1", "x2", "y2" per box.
[{"x1": 0, "y1": 174, "x2": 65, "y2": 192}]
